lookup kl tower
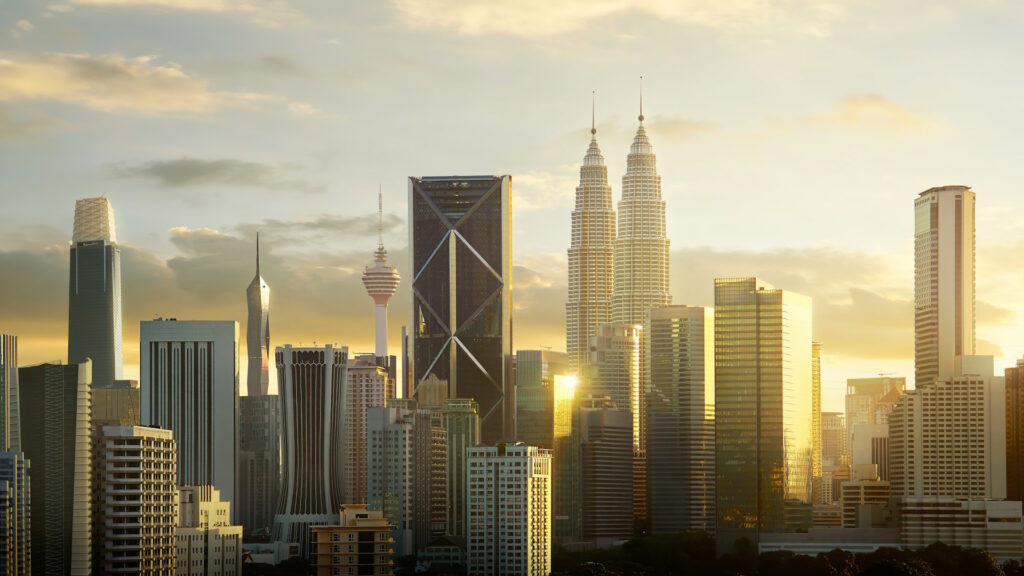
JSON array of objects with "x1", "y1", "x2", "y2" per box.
[{"x1": 362, "y1": 189, "x2": 401, "y2": 358}]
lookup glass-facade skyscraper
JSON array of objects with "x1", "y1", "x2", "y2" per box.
[
  {"x1": 68, "y1": 197, "x2": 123, "y2": 388},
  {"x1": 714, "y1": 277, "x2": 812, "y2": 553},
  {"x1": 409, "y1": 175, "x2": 513, "y2": 445},
  {"x1": 0, "y1": 334, "x2": 19, "y2": 451}
]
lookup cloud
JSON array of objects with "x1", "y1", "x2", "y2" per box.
[
  {"x1": 806, "y1": 94, "x2": 941, "y2": 135},
  {"x1": 390, "y1": 0, "x2": 846, "y2": 38},
  {"x1": 646, "y1": 115, "x2": 716, "y2": 138},
  {"x1": 0, "y1": 52, "x2": 321, "y2": 116},
  {"x1": 0, "y1": 104, "x2": 66, "y2": 138},
  {"x1": 208, "y1": 55, "x2": 306, "y2": 77},
  {"x1": 62, "y1": 0, "x2": 303, "y2": 28},
  {"x1": 113, "y1": 157, "x2": 327, "y2": 194},
  {"x1": 512, "y1": 170, "x2": 576, "y2": 213}
]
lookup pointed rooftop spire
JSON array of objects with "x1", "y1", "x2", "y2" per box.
[
  {"x1": 639, "y1": 75, "x2": 644, "y2": 123},
  {"x1": 377, "y1": 185, "x2": 384, "y2": 250},
  {"x1": 256, "y1": 231, "x2": 260, "y2": 276},
  {"x1": 591, "y1": 90, "x2": 596, "y2": 135}
]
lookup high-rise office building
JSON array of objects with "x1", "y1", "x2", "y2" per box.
[
  {"x1": 344, "y1": 354, "x2": 396, "y2": 505},
  {"x1": 68, "y1": 197, "x2": 123, "y2": 388},
  {"x1": 19, "y1": 360, "x2": 92, "y2": 576},
  {"x1": 91, "y1": 378, "x2": 139, "y2": 426},
  {"x1": 247, "y1": 235, "x2": 271, "y2": 397},
  {"x1": 566, "y1": 110, "x2": 615, "y2": 372},
  {"x1": 141, "y1": 319, "x2": 239, "y2": 519},
  {"x1": 1006, "y1": 357, "x2": 1024, "y2": 501},
  {"x1": 811, "y1": 342, "x2": 822, "y2": 504},
  {"x1": 0, "y1": 450, "x2": 30, "y2": 575},
  {"x1": 409, "y1": 175, "x2": 513, "y2": 445},
  {"x1": 364, "y1": 190, "x2": 401, "y2": 359},
  {"x1": 311, "y1": 505, "x2": 395, "y2": 576},
  {"x1": 611, "y1": 98, "x2": 670, "y2": 327},
  {"x1": 238, "y1": 394, "x2": 280, "y2": 537},
  {"x1": 413, "y1": 408, "x2": 448, "y2": 552},
  {"x1": 821, "y1": 412, "x2": 847, "y2": 469},
  {"x1": 466, "y1": 443, "x2": 551, "y2": 576},
  {"x1": 714, "y1": 277, "x2": 813, "y2": 551},
  {"x1": 273, "y1": 345, "x2": 348, "y2": 555},
  {"x1": 890, "y1": 355, "x2": 1006, "y2": 501},
  {"x1": 1, "y1": 334, "x2": 19, "y2": 452},
  {"x1": 514, "y1": 350, "x2": 571, "y2": 448},
  {"x1": 178, "y1": 485, "x2": 243, "y2": 576},
  {"x1": 914, "y1": 185, "x2": 976, "y2": 388},
  {"x1": 645, "y1": 306, "x2": 715, "y2": 534},
  {"x1": 850, "y1": 423, "x2": 890, "y2": 482},
  {"x1": 845, "y1": 376, "x2": 905, "y2": 449},
  {"x1": 435, "y1": 399, "x2": 479, "y2": 539},
  {"x1": 579, "y1": 396, "x2": 632, "y2": 546},
  {"x1": 91, "y1": 425, "x2": 177, "y2": 574},
  {"x1": 366, "y1": 400, "x2": 416, "y2": 556}
]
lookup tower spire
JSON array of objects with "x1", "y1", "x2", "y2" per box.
[
  {"x1": 591, "y1": 90, "x2": 596, "y2": 136},
  {"x1": 377, "y1": 185, "x2": 384, "y2": 250},
  {"x1": 256, "y1": 231, "x2": 260, "y2": 276},
  {"x1": 639, "y1": 75, "x2": 644, "y2": 122}
]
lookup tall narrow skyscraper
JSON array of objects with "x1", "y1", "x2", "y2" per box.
[
  {"x1": 409, "y1": 175, "x2": 513, "y2": 445},
  {"x1": 246, "y1": 234, "x2": 270, "y2": 397},
  {"x1": 914, "y1": 185, "x2": 975, "y2": 387},
  {"x1": 611, "y1": 88, "x2": 670, "y2": 326},
  {"x1": 0, "y1": 334, "x2": 19, "y2": 451},
  {"x1": 363, "y1": 190, "x2": 401, "y2": 359},
  {"x1": 68, "y1": 197, "x2": 123, "y2": 387},
  {"x1": 566, "y1": 99, "x2": 615, "y2": 371},
  {"x1": 714, "y1": 278, "x2": 813, "y2": 552}
]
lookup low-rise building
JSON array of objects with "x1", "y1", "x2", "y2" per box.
[
  {"x1": 177, "y1": 486, "x2": 242, "y2": 575},
  {"x1": 759, "y1": 528, "x2": 900, "y2": 556},
  {"x1": 900, "y1": 497, "x2": 1023, "y2": 563},
  {"x1": 311, "y1": 505, "x2": 394, "y2": 576},
  {"x1": 841, "y1": 464, "x2": 890, "y2": 528}
]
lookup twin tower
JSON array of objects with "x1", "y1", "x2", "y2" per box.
[{"x1": 566, "y1": 97, "x2": 671, "y2": 370}]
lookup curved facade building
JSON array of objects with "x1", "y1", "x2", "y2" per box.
[
  {"x1": 246, "y1": 235, "x2": 271, "y2": 397},
  {"x1": 611, "y1": 111, "x2": 670, "y2": 326},
  {"x1": 273, "y1": 345, "x2": 348, "y2": 556},
  {"x1": 566, "y1": 119, "x2": 615, "y2": 371}
]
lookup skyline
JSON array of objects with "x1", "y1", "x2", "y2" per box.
[{"x1": 4, "y1": 2, "x2": 1024, "y2": 413}]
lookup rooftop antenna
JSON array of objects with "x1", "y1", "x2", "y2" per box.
[
  {"x1": 377, "y1": 185, "x2": 384, "y2": 250},
  {"x1": 591, "y1": 90, "x2": 596, "y2": 136},
  {"x1": 255, "y1": 231, "x2": 260, "y2": 275},
  {"x1": 639, "y1": 75, "x2": 644, "y2": 122}
]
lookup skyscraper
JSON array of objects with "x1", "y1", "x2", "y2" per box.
[
  {"x1": 579, "y1": 396, "x2": 633, "y2": 546},
  {"x1": 68, "y1": 197, "x2": 123, "y2": 388},
  {"x1": 273, "y1": 345, "x2": 347, "y2": 556},
  {"x1": 0, "y1": 450, "x2": 30, "y2": 576},
  {"x1": 566, "y1": 104, "x2": 615, "y2": 371},
  {"x1": 91, "y1": 425, "x2": 177, "y2": 575},
  {"x1": 366, "y1": 401, "x2": 416, "y2": 557},
  {"x1": 140, "y1": 319, "x2": 239, "y2": 519},
  {"x1": 714, "y1": 278, "x2": 813, "y2": 551},
  {"x1": 845, "y1": 376, "x2": 905, "y2": 449},
  {"x1": 247, "y1": 235, "x2": 270, "y2": 397},
  {"x1": 645, "y1": 305, "x2": 715, "y2": 534},
  {"x1": 514, "y1": 350, "x2": 571, "y2": 448},
  {"x1": 409, "y1": 175, "x2": 513, "y2": 445},
  {"x1": 1006, "y1": 357, "x2": 1024, "y2": 501},
  {"x1": 413, "y1": 407, "x2": 448, "y2": 552},
  {"x1": 914, "y1": 185, "x2": 976, "y2": 387},
  {"x1": 343, "y1": 354, "x2": 396, "y2": 505},
  {"x1": 19, "y1": 360, "x2": 92, "y2": 576},
  {"x1": 1, "y1": 334, "x2": 20, "y2": 451},
  {"x1": 466, "y1": 443, "x2": 551, "y2": 576},
  {"x1": 363, "y1": 190, "x2": 401, "y2": 359},
  {"x1": 611, "y1": 94, "x2": 670, "y2": 327},
  {"x1": 435, "y1": 398, "x2": 479, "y2": 540},
  {"x1": 811, "y1": 342, "x2": 822, "y2": 504},
  {"x1": 91, "y1": 378, "x2": 139, "y2": 427},
  {"x1": 177, "y1": 485, "x2": 243, "y2": 576}
]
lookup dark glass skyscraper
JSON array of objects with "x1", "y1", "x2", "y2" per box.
[
  {"x1": 1, "y1": 334, "x2": 19, "y2": 451},
  {"x1": 409, "y1": 176, "x2": 512, "y2": 445},
  {"x1": 68, "y1": 197, "x2": 123, "y2": 388}
]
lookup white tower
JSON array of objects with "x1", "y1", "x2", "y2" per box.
[{"x1": 362, "y1": 190, "x2": 401, "y2": 358}]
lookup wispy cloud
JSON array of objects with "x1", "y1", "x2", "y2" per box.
[
  {"x1": 0, "y1": 104, "x2": 66, "y2": 138},
  {"x1": 59, "y1": 0, "x2": 303, "y2": 28},
  {"x1": 113, "y1": 157, "x2": 327, "y2": 194},
  {"x1": 391, "y1": 0, "x2": 846, "y2": 38},
  {"x1": 0, "y1": 52, "x2": 321, "y2": 116},
  {"x1": 806, "y1": 94, "x2": 942, "y2": 135}
]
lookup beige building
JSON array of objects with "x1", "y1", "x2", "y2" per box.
[
  {"x1": 92, "y1": 425, "x2": 178, "y2": 574},
  {"x1": 177, "y1": 486, "x2": 242, "y2": 576},
  {"x1": 312, "y1": 505, "x2": 394, "y2": 576},
  {"x1": 467, "y1": 443, "x2": 551, "y2": 576},
  {"x1": 840, "y1": 465, "x2": 889, "y2": 528},
  {"x1": 901, "y1": 498, "x2": 1022, "y2": 562},
  {"x1": 344, "y1": 355, "x2": 396, "y2": 504},
  {"x1": 889, "y1": 355, "x2": 1006, "y2": 501}
]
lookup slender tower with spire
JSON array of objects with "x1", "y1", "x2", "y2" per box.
[
  {"x1": 363, "y1": 189, "x2": 401, "y2": 358},
  {"x1": 612, "y1": 77, "x2": 670, "y2": 326},
  {"x1": 246, "y1": 233, "x2": 271, "y2": 396},
  {"x1": 566, "y1": 92, "x2": 616, "y2": 371}
]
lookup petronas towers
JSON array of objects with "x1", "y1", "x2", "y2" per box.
[{"x1": 566, "y1": 95, "x2": 669, "y2": 370}]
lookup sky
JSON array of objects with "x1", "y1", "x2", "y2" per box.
[{"x1": 2, "y1": 0, "x2": 1024, "y2": 411}]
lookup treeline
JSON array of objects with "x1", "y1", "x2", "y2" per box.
[{"x1": 551, "y1": 532, "x2": 1024, "y2": 576}]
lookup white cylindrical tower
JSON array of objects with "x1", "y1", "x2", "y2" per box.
[{"x1": 362, "y1": 190, "x2": 401, "y2": 358}]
